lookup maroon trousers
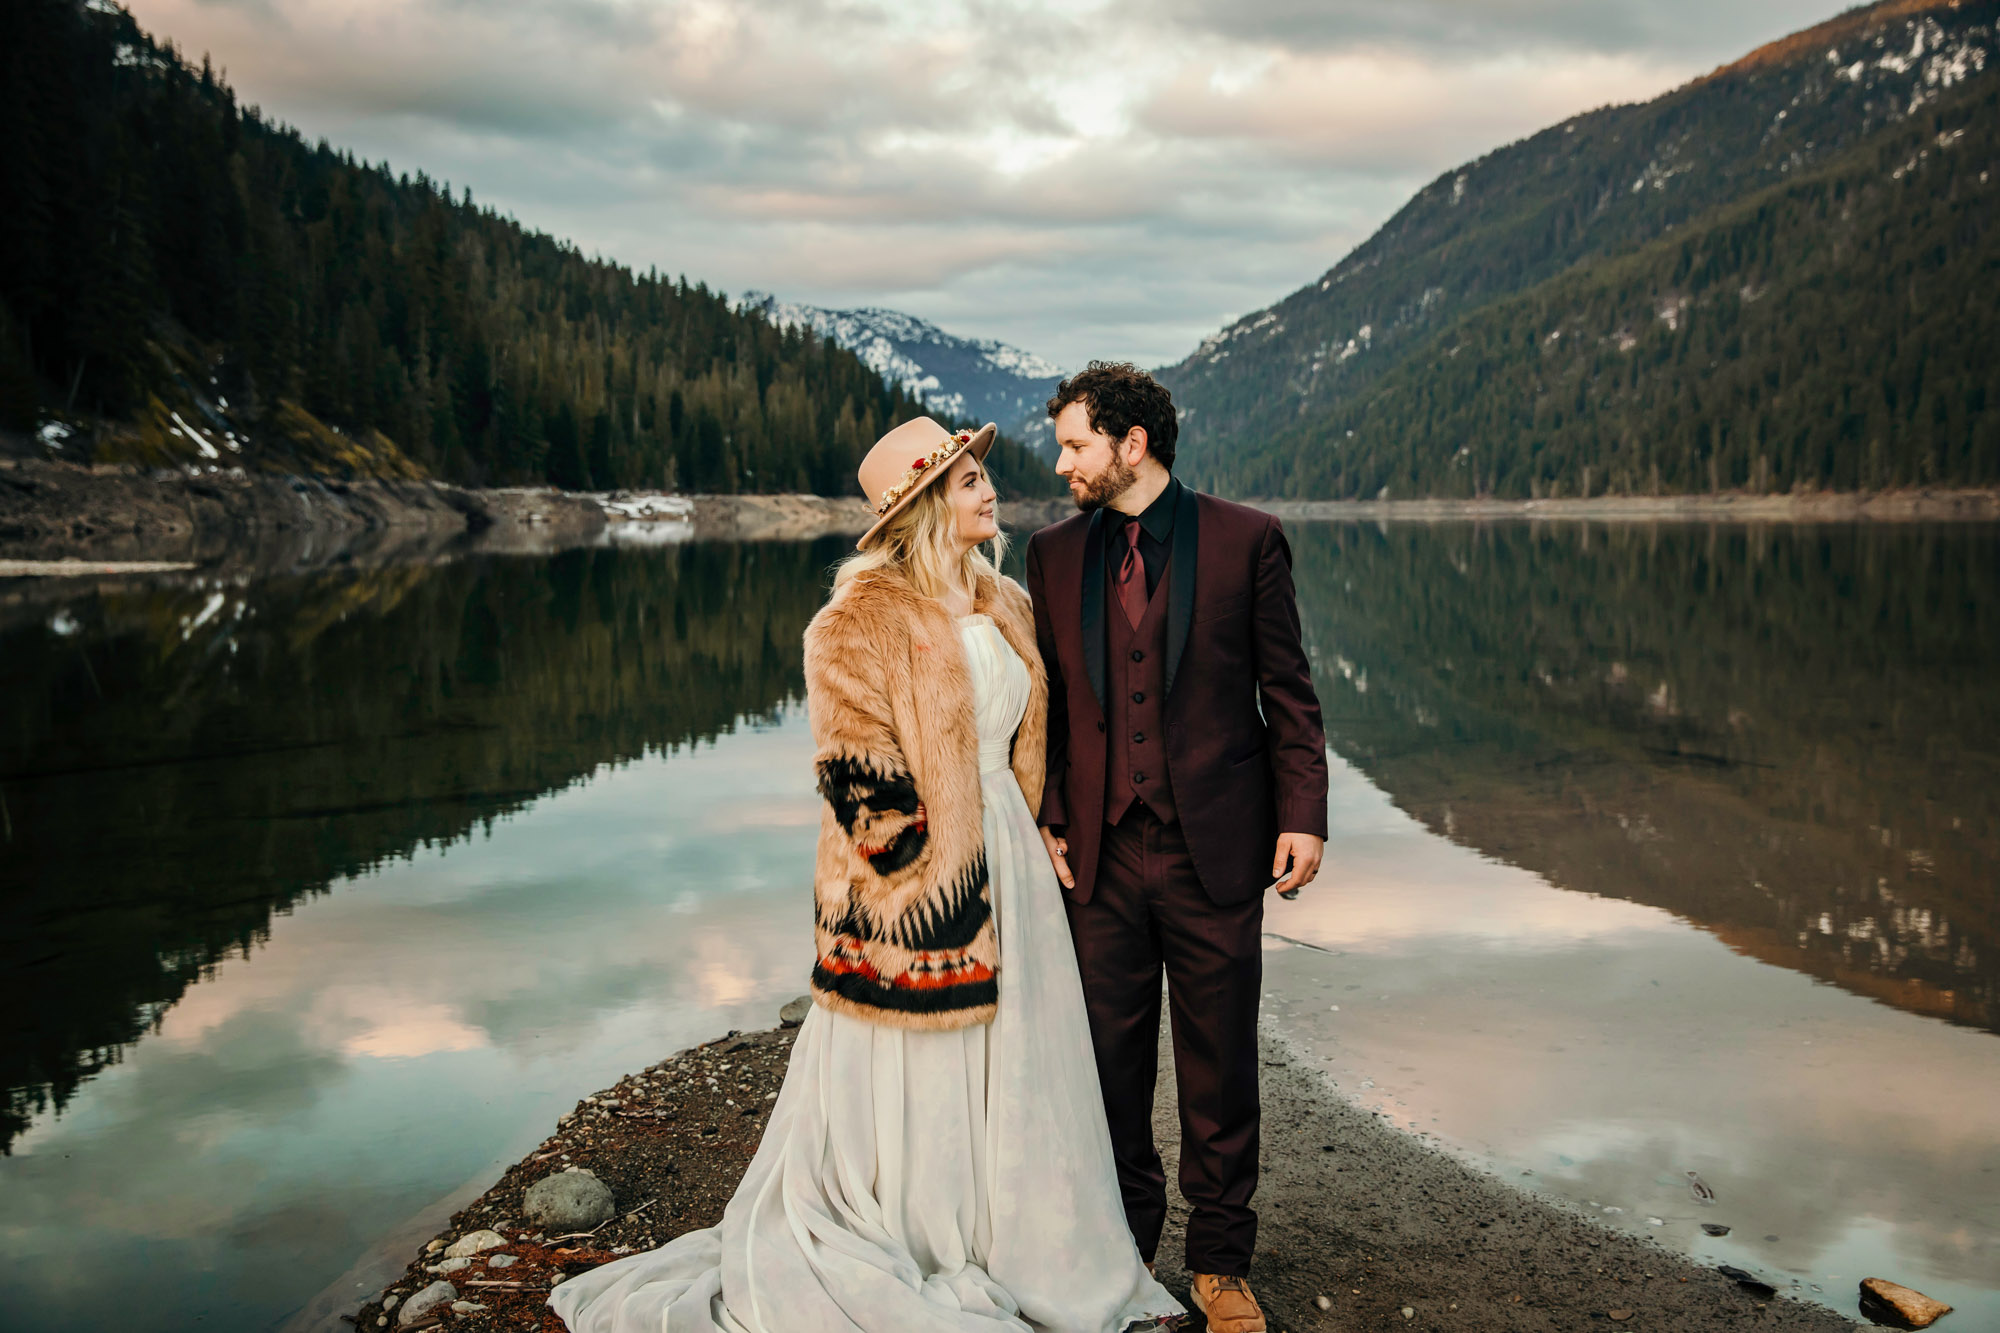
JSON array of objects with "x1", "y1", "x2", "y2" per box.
[{"x1": 1063, "y1": 806, "x2": 1263, "y2": 1276}]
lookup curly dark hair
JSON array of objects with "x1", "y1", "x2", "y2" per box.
[{"x1": 1045, "y1": 361, "x2": 1178, "y2": 471}]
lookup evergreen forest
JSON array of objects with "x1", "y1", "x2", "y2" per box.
[
  {"x1": 1166, "y1": 0, "x2": 2000, "y2": 499},
  {"x1": 0, "y1": 0, "x2": 1057, "y2": 497}
]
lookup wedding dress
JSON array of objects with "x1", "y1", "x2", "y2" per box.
[{"x1": 550, "y1": 613, "x2": 1183, "y2": 1333}]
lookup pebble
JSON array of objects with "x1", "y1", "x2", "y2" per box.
[
  {"x1": 525, "y1": 1171, "x2": 618, "y2": 1233},
  {"x1": 443, "y1": 1229, "x2": 507, "y2": 1258},
  {"x1": 398, "y1": 1280, "x2": 457, "y2": 1326},
  {"x1": 381, "y1": 1295, "x2": 399, "y2": 1312},
  {"x1": 1859, "y1": 1277, "x2": 1953, "y2": 1328},
  {"x1": 488, "y1": 1254, "x2": 518, "y2": 1268},
  {"x1": 450, "y1": 1301, "x2": 487, "y2": 1314},
  {"x1": 1401, "y1": 1306, "x2": 1415, "y2": 1319},
  {"x1": 425, "y1": 1257, "x2": 472, "y2": 1275},
  {"x1": 779, "y1": 995, "x2": 813, "y2": 1027},
  {"x1": 1609, "y1": 1309, "x2": 1634, "y2": 1322},
  {"x1": 1314, "y1": 1294, "x2": 1332, "y2": 1310}
]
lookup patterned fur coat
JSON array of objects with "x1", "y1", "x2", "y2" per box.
[{"x1": 803, "y1": 564, "x2": 1047, "y2": 1030}]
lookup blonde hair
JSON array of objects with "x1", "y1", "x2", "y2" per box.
[{"x1": 835, "y1": 458, "x2": 1010, "y2": 600}]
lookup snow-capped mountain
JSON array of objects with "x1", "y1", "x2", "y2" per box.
[{"x1": 741, "y1": 293, "x2": 1064, "y2": 439}]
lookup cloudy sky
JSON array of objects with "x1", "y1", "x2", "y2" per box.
[{"x1": 127, "y1": 0, "x2": 1843, "y2": 368}]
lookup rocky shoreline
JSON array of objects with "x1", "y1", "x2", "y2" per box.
[
  {"x1": 1257, "y1": 489, "x2": 2000, "y2": 523},
  {"x1": 318, "y1": 1008, "x2": 1862, "y2": 1333},
  {"x1": 0, "y1": 460, "x2": 1079, "y2": 573},
  {"x1": 0, "y1": 459, "x2": 607, "y2": 571},
  {"x1": 11, "y1": 460, "x2": 1990, "y2": 579}
]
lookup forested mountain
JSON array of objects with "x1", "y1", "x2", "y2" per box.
[
  {"x1": 0, "y1": 0, "x2": 1057, "y2": 497},
  {"x1": 1164, "y1": 0, "x2": 1999, "y2": 499}
]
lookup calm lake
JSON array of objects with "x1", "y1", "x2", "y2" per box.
[{"x1": 3, "y1": 522, "x2": 1996, "y2": 1331}]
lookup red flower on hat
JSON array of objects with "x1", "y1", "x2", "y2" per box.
[{"x1": 911, "y1": 457, "x2": 929, "y2": 470}]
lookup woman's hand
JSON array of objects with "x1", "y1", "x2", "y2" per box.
[{"x1": 1039, "y1": 826, "x2": 1074, "y2": 890}]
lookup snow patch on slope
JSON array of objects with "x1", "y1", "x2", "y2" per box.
[{"x1": 741, "y1": 293, "x2": 1063, "y2": 434}]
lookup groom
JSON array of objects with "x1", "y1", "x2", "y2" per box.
[{"x1": 1026, "y1": 362, "x2": 1328, "y2": 1333}]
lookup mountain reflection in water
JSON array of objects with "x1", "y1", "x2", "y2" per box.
[
  {"x1": 1, "y1": 522, "x2": 1995, "y2": 1331},
  {"x1": 1286, "y1": 521, "x2": 2000, "y2": 1035},
  {"x1": 1, "y1": 540, "x2": 851, "y2": 1153}
]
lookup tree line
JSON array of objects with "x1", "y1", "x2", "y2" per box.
[
  {"x1": 1202, "y1": 78, "x2": 1999, "y2": 499},
  {"x1": 0, "y1": 0, "x2": 1056, "y2": 497}
]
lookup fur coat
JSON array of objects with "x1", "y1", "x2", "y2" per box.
[{"x1": 803, "y1": 564, "x2": 1047, "y2": 1030}]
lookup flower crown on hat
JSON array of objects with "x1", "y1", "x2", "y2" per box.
[{"x1": 873, "y1": 430, "x2": 975, "y2": 517}]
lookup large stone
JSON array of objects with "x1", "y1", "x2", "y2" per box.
[
  {"x1": 523, "y1": 1172, "x2": 616, "y2": 1233},
  {"x1": 1859, "y1": 1278, "x2": 1953, "y2": 1329},
  {"x1": 442, "y1": 1229, "x2": 507, "y2": 1258},
  {"x1": 779, "y1": 995, "x2": 812, "y2": 1027},
  {"x1": 398, "y1": 1281, "x2": 456, "y2": 1326}
]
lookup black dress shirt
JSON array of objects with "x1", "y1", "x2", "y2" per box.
[{"x1": 1103, "y1": 476, "x2": 1180, "y2": 599}]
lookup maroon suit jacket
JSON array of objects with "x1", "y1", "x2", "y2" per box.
[{"x1": 1025, "y1": 486, "x2": 1329, "y2": 905}]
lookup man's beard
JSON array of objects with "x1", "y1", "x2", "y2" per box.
[{"x1": 1069, "y1": 454, "x2": 1138, "y2": 511}]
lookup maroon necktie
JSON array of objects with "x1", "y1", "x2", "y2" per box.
[{"x1": 1116, "y1": 520, "x2": 1146, "y2": 627}]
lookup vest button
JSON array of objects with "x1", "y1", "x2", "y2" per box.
[
  {"x1": 1130, "y1": 649, "x2": 1145, "y2": 662},
  {"x1": 1132, "y1": 731, "x2": 1145, "y2": 744},
  {"x1": 1133, "y1": 772, "x2": 1147, "y2": 784},
  {"x1": 1131, "y1": 691, "x2": 1145, "y2": 704}
]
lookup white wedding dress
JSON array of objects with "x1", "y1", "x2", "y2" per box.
[{"x1": 550, "y1": 614, "x2": 1183, "y2": 1333}]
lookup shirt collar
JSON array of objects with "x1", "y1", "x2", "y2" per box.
[{"x1": 1119, "y1": 476, "x2": 1180, "y2": 544}]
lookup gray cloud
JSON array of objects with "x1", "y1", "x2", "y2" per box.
[
  {"x1": 124, "y1": 0, "x2": 1854, "y2": 367},
  {"x1": 1140, "y1": 0, "x2": 1845, "y2": 62}
]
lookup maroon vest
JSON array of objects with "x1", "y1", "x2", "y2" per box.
[{"x1": 1103, "y1": 566, "x2": 1177, "y2": 826}]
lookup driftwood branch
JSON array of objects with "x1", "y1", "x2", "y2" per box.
[{"x1": 546, "y1": 1197, "x2": 657, "y2": 1243}]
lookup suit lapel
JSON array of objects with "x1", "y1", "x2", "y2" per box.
[
  {"x1": 1165, "y1": 484, "x2": 1199, "y2": 699},
  {"x1": 1081, "y1": 508, "x2": 1107, "y2": 711}
]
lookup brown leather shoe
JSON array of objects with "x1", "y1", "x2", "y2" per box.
[{"x1": 1190, "y1": 1273, "x2": 1265, "y2": 1333}]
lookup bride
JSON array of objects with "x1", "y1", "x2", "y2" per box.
[{"x1": 550, "y1": 418, "x2": 1184, "y2": 1333}]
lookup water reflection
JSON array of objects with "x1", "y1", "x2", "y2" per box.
[
  {"x1": 1, "y1": 540, "x2": 849, "y2": 1153},
  {"x1": 1, "y1": 717, "x2": 825, "y2": 1333},
  {"x1": 1286, "y1": 522, "x2": 2000, "y2": 1032},
  {"x1": 2, "y1": 522, "x2": 1995, "y2": 1330},
  {"x1": 1260, "y1": 756, "x2": 2000, "y2": 1325}
]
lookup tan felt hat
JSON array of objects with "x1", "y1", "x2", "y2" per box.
[{"x1": 856, "y1": 416, "x2": 997, "y2": 550}]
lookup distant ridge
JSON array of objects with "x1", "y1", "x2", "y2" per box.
[
  {"x1": 1163, "y1": 0, "x2": 1999, "y2": 499},
  {"x1": 741, "y1": 294, "x2": 1064, "y2": 440}
]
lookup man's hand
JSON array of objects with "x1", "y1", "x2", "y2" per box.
[
  {"x1": 1040, "y1": 826, "x2": 1075, "y2": 890},
  {"x1": 1271, "y1": 831, "x2": 1324, "y2": 893}
]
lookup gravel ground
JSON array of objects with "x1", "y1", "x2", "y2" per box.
[
  {"x1": 1150, "y1": 1028, "x2": 1859, "y2": 1333},
  {"x1": 343, "y1": 1018, "x2": 1860, "y2": 1333}
]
